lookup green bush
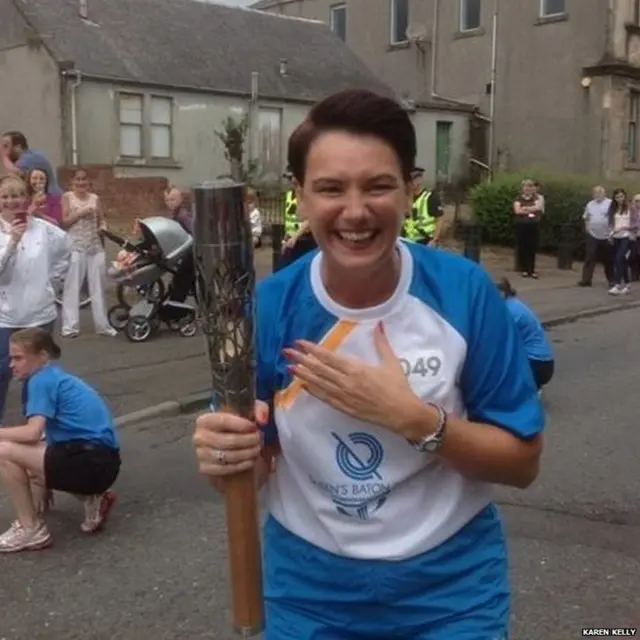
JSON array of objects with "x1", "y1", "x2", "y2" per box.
[{"x1": 468, "y1": 170, "x2": 640, "y2": 255}]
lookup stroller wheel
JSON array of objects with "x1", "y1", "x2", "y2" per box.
[
  {"x1": 107, "y1": 304, "x2": 129, "y2": 331},
  {"x1": 179, "y1": 321, "x2": 197, "y2": 338},
  {"x1": 125, "y1": 315, "x2": 153, "y2": 343}
]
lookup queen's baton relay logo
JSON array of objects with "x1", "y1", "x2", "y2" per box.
[{"x1": 310, "y1": 431, "x2": 391, "y2": 520}]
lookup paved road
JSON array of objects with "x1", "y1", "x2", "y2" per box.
[
  {"x1": 1, "y1": 309, "x2": 639, "y2": 639},
  {"x1": 5, "y1": 246, "x2": 637, "y2": 427}
]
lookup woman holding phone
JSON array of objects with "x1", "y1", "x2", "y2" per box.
[{"x1": 0, "y1": 175, "x2": 71, "y2": 424}]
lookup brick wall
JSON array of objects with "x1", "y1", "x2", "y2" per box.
[{"x1": 57, "y1": 164, "x2": 168, "y2": 222}]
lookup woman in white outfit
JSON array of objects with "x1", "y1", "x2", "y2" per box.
[{"x1": 61, "y1": 168, "x2": 116, "y2": 337}]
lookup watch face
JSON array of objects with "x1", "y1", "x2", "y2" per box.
[{"x1": 424, "y1": 438, "x2": 441, "y2": 453}]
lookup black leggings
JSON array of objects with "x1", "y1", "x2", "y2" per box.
[
  {"x1": 515, "y1": 223, "x2": 539, "y2": 275},
  {"x1": 529, "y1": 358, "x2": 554, "y2": 390}
]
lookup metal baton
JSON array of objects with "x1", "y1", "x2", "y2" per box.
[{"x1": 192, "y1": 179, "x2": 264, "y2": 638}]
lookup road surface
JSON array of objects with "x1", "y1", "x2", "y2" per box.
[{"x1": 1, "y1": 310, "x2": 638, "y2": 639}]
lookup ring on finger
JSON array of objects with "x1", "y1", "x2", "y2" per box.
[{"x1": 214, "y1": 449, "x2": 228, "y2": 466}]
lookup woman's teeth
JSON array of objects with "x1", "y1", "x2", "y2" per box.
[{"x1": 337, "y1": 231, "x2": 375, "y2": 242}]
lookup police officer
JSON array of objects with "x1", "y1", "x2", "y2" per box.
[
  {"x1": 402, "y1": 167, "x2": 444, "y2": 246},
  {"x1": 283, "y1": 170, "x2": 301, "y2": 242},
  {"x1": 276, "y1": 170, "x2": 317, "y2": 271}
]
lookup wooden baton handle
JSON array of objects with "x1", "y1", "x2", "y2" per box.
[
  {"x1": 224, "y1": 471, "x2": 263, "y2": 636},
  {"x1": 220, "y1": 407, "x2": 264, "y2": 636}
]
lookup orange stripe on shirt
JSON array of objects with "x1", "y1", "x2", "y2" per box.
[{"x1": 274, "y1": 320, "x2": 358, "y2": 410}]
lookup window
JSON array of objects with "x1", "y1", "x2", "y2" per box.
[
  {"x1": 629, "y1": 91, "x2": 639, "y2": 164},
  {"x1": 119, "y1": 94, "x2": 143, "y2": 157},
  {"x1": 150, "y1": 96, "x2": 173, "y2": 159},
  {"x1": 330, "y1": 3, "x2": 347, "y2": 41},
  {"x1": 390, "y1": 0, "x2": 409, "y2": 44},
  {"x1": 540, "y1": 0, "x2": 565, "y2": 17},
  {"x1": 460, "y1": 0, "x2": 481, "y2": 31},
  {"x1": 258, "y1": 107, "x2": 282, "y2": 177}
]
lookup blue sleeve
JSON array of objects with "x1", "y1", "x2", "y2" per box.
[
  {"x1": 25, "y1": 372, "x2": 57, "y2": 419},
  {"x1": 256, "y1": 281, "x2": 279, "y2": 445},
  {"x1": 15, "y1": 154, "x2": 37, "y2": 173},
  {"x1": 460, "y1": 269, "x2": 544, "y2": 439}
]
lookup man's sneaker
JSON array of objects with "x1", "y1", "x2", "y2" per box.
[
  {"x1": 620, "y1": 285, "x2": 630, "y2": 295},
  {"x1": 608, "y1": 284, "x2": 621, "y2": 295},
  {"x1": 0, "y1": 520, "x2": 51, "y2": 553},
  {"x1": 81, "y1": 490, "x2": 117, "y2": 534}
]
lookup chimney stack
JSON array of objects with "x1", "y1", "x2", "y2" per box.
[{"x1": 79, "y1": 0, "x2": 88, "y2": 19}]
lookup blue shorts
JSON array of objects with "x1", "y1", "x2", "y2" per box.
[{"x1": 263, "y1": 506, "x2": 510, "y2": 640}]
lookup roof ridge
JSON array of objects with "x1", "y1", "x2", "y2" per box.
[{"x1": 14, "y1": 0, "x2": 391, "y2": 102}]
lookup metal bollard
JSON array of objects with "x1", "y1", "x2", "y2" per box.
[
  {"x1": 271, "y1": 223, "x2": 285, "y2": 272},
  {"x1": 463, "y1": 220, "x2": 482, "y2": 263},
  {"x1": 557, "y1": 223, "x2": 573, "y2": 270}
]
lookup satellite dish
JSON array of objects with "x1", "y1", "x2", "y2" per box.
[{"x1": 406, "y1": 22, "x2": 428, "y2": 43}]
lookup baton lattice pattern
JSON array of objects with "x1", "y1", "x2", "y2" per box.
[{"x1": 193, "y1": 250, "x2": 256, "y2": 418}]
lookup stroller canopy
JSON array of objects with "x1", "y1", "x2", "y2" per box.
[{"x1": 138, "y1": 216, "x2": 193, "y2": 261}]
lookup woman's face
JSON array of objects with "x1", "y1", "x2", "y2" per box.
[
  {"x1": 615, "y1": 191, "x2": 626, "y2": 205},
  {"x1": 522, "y1": 181, "x2": 535, "y2": 197},
  {"x1": 0, "y1": 183, "x2": 28, "y2": 215},
  {"x1": 73, "y1": 171, "x2": 89, "y2": 191},
  {"x1": 297, "y1": 131, "x2": 409, "y2": 274},
  {"x1": 29, "y1": 170, "x2": 47, "y2": 194}
]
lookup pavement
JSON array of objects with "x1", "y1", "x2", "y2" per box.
[
  {"x1": 1, "y1": 311, "x2": 638, "y2": 639},
  {"x1": 4, "y1": 244, "x2": 638, "y2": 429}
]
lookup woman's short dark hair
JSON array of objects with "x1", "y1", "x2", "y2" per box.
[
  {"x1": 10, "y1": 328, "x2": 61, "y2": 360},
  {"x1": 287, "y1": 89, "x2": 416, "y2": 184}
]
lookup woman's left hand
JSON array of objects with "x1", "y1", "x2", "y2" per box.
[{"x1": 283, "y1": 322, "x2": 421, "y2": 434}]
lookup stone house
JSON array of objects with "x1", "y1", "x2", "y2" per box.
[
  {"x1": 0, "y1": 0, "x2": 472, "y2": 219},
  {"x1": 253, "y1": 0, "x2": 640, "y2": 179}
]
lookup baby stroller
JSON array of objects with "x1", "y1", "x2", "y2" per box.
[{"x1": 104, "y1": 216, "x2": 198, "y2": 343}]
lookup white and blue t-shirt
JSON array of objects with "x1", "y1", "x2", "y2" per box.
[
  {"x1": 506, "y1": 297, "x2": 554, "y2": 362},
  {"x1": 255, "y1": 241, "x2": 544, "y2": 635},
  {"x1": 23, "y1": 364, "x2": 119, "y2": 449}
]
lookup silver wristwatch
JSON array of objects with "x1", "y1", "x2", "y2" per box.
[{"x1": 410, "y1": 403, "x2": 448, "y2": 453}]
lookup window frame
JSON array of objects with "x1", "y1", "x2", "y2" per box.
[
  {"x1": 539, "y1": 0, "x2": 566, "y2": 18},
  {"x1": 149, "y1": 95, "x2": 174, "y2": 160},
  {"x1": 390, "y1": 0, "x2": 409, "y2": 45},
  {"x1": 330, "y1": 3, "x2": 347, "y2": 41},
  {"x1": 459, "y1": 0, "x2": 481, "y2": 32},
  {"x1": 118, "y1": 92, "x2": 144, "y2": 159}
]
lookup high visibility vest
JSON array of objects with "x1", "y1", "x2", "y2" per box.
[
  {"x1": 402, "y1": 190, "x2": 435, "y2": 240},
  {"x1": 284, "y1": 190, "x2": 300, "y2": 236}
]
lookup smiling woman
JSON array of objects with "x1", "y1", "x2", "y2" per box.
[{"x1": 193, "y1": 89, "x2": 545, "y2": 639}]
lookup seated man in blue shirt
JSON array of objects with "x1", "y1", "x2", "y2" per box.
[
  {"x1": 0, "y1": 328, "x2": 121, "y2": 553},
  {"x1": 1, "y1": 130, "x2": 62, "y2": 195}
]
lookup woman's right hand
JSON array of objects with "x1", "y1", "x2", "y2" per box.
[{"x1": 193, "y1": 401, "x2": 269, "y2": 490}]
